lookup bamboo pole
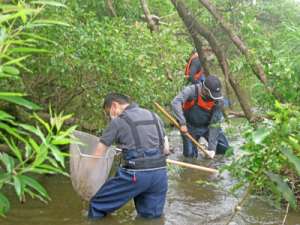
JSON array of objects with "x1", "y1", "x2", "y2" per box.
[
  {"x1": 114, "y1": 148, "x2": 219, "y2": 173},
  {"x1": 154, "y1": 102, "x2": 212, "y2": 159},
  {"x1": 166, "y1": 159, "x2": 219, "y2": 173}
]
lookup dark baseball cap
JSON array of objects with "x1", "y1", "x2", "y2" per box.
[{"x1": 203, "y1": 75, "x2": 223, "y2": 99}]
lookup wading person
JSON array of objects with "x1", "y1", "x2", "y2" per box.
[
  {"x1": 88, "y1": 93, "x2": 169, "y2": 218},
  {"x1": 185, "y1": 41, "x2": 215, "y2": 85},
  {"x1": 170, "y1": 75, "x2": 229, "y2": 158}
]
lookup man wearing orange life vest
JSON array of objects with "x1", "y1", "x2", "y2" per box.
[
  {"x1": 185, "y1": 41, "x2": 215, "y2": 84},
  {"x1": 170, "y1": 75, "x2": 229, "y2": 158}
]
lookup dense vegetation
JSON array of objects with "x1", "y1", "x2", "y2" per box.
[{"x1": 0, "y1": 0, "x2": 299, "y2": 223}]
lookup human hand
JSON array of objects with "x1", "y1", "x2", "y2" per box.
[
  {"x1": 205, "y1": 150, "x2": 216, "y2": 159},
  {"x1": 179, "y1": 125, "x2": 188, "y2": 135}
]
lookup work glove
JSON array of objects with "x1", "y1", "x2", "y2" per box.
[{"x1": 206, "y1": 150, "x2": 216, "y2": 159}]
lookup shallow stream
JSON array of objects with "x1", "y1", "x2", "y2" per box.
[{"x1": 1, "y1": 124, "x2": 300, "y2": 225}]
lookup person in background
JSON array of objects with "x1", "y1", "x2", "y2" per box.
[
  {"x1": 171, "y1": 75, "x2": 229, "y2": 158},
  {"x1": 185, "y1": 41, "x2": 215, "y2": 85},
  {"x1": 89, "y1": 93, "x2": 169, "y2": 218}
]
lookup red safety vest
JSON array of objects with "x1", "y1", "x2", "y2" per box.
[
  {"x1": 183, "y1": 84, "x2": 215, "y2": 111},
  {"x1": 185, "y1": 55, "x2": 203, "y2": 80}
]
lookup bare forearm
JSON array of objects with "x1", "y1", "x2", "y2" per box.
[{"x1": 92, "y1": 142, "x2": 109, "y2": 157}]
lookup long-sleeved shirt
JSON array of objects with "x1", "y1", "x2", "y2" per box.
[
  {"x1": 170, "y1": 82, "x2": 223, "y2": 151},
  {"x1": 186, "y1": 56, "x2": 205, "y2": 84}
]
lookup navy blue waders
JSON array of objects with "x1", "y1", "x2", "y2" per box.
[
  {"x1": 88, "y1": 112, "x2": 168, "y2": 218},
  {"x1": 182, "y1": 84, "x2": 229, "y2": 157}
]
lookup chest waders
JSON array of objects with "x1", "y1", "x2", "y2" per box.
[
  {"x1": 183, "y1": 84, "x2": 215, "y2": 158},
  {"x1": 120, "y1": 111, "x2": 166, "y2": 170}
]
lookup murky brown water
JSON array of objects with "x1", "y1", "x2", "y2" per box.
[{"x1": 1, "y1": 124, "x2": 300, "y2": 225}]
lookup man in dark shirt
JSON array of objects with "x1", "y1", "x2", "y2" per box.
[
  {"x1": 171, "y1": 75, "x2": 229, "y2": 158},
  {"x1": 89, "y1": 93, "x2": 169, "y2": 218},
  {"x1": 185, "y1": 41, "x2": 215, "y2": 84}
]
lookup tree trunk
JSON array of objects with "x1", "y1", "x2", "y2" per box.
[
  {"x1": 104, "y1": 0, "x2": 117, "y2": 18},
  {"x1": 171, "y1": 0, "x2": 254, "y2": 121},
  {"x1": 197, "y1": 0, "x2": 285, "y2": 103}
]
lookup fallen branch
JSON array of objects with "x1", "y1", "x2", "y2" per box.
[{"x1": 227, "y1": 111, "x2": 273, "y2": 120}]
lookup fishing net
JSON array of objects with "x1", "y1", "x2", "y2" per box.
[{"x1": 70, "y1": 130, "x2": 115, "y2": 202}]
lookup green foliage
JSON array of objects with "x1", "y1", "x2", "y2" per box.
[
  {"x1": 0, "y1": 1, "x2": 86, "y2": 217},
  {"x1": 223, "y1": 102, "x2": 299, "y2": 209}
]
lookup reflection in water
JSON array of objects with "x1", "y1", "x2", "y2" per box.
[{"x1": 0, "y1": 125, "x2": 300, "y2": 225}]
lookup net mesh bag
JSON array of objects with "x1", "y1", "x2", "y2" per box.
[{"x1": 70, "y1": 130, "x2": 115, "y2": 202}]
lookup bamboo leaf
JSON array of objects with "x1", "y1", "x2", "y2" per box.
[
  {"x1": 32, "y1": 19, "x2": 69, "y2": 26},
  {"x1": 13, "y1": 175, "x2": 25, "y2": 202},
  {"x1": 37, "y1": 165, "x2": 69, "y2": 177},
  {"x1": 2, "y1": 66, "x2": 19, "y2": 75},
  {"x1": 49, "y1": 145, "x2": 64, "y2": 167},
  {"x1": 21, "y1": 175, "x2": 50, "y2": 200},
  {"x1": 0, "y1": 95, "x2": 42, "y2": 110},
  {"x1": 12, "y1": 47, "x2": 50, "y2": 53},
  {"x1": 10, "y1": 138, "x2": 23, "y2": 164},
  {"x1": 0, "y1": 193, "x2": 10, "y2": 214},
  {"x1": 0, "y1": 153, "x2": 14, "y2": 174},
  {"x1": 29, "y1": 138, "x2": 40, "y2": 154},
  {"x1": 30, "y1": 1, "x2": 68, "y2": 8}
]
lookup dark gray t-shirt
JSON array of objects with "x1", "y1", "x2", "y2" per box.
[{"x1": 100, "y1": 104, "x2": 166, "y2": 152}]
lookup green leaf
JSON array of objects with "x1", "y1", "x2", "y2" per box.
[
  {"x1": 11, "y1": 48, "x2": 50, "y2": 53},
  {"x1": 2, "y1": 66, "x2": 19, "y2": 75},
  {"x1": 0, "y1": 193, "x2": 10, "y2": 214},
  {"x1": 21, "y1": 13, "x2": 27, "y2": 25},
  {"x1": 51, "y1": 138, "x2": 71, "y2": 145},
  {"x1": 24, "y1": 188, "x2": 47, "y2": 203},
  {"x1": 264, "y1": 171, "x2": 296, "y2": 211},
  {"x1": 18, "y1": 124, "x2": 39, "y2": 134},
  {"x1": 275, "y1": 100, "x2": 282, "y2": 109},
  {"x1": 49, "y1": 145, "x2": 64, "y2": 167},
  {"x1": 0, "y1": 153, "x2": 14, "y2": 174},
  {"x1": 63, "y1": 125, "x2": 78, "y2": 135},
  {"x1": 29, "y1": 138, "x2": 40, "y2": 154},
  {"x1": 278, "y1": 145, "x2": 300, "y2": 176},
  {"x1": 0, "y1": 174, "x2": 8, "y2": 183},
  {"x1": 231, "y1": 183, "x2": 244, "y2": 192},
  {"x1": 21, "y1": 175, "x2": 50, "y2": 200},
  {"x1": 1, "y1": 55, "x2": 28, "y2": 67},
  {"x1": 225, "y1": 146, "x2": 234, "y2": 157},
  {"x1": 0, "y1": 95, "x2": 42, "y2": 110},
  {"x1": 252, "y1": 128, "x2": 271, "y2": 144},
  {"x1": 25, "y1": 143, "x2": 32, "y2": 158},
  {"x1": 30, "y1": 1, "x2": 68, "y2": 8},
  {"x1": 37, "y1": 165, "x2": 69, "y2": 177},
  {"x1": 19, "y1": 32, "x2": 56, "y2": 44},
  {"x1": 13, "y1": 175, "x2": 25, "y2": 202},
  {"x1": 32, "y1": 19, "x2": 69, "y2": 26},
  {"x1": 197, "y1": 181, "x2": 238, "y2": 199},
  {"x1": 248, "y1": 195, "x2": 281, "y2": 211},
  {"x1": 11, "y1": 138, "x2": 23, "y2": 164},
  {"x1": 32, "y1": 113, "x2": 51, "y2": 133}
]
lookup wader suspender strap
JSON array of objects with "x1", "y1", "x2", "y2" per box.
[
  {"x1": 194, "y1": 84, "x2": 198, "y2": 106},
  {"x1": 121, "y1": 111, "x2": 164, "y2": 158},
  {"x1": 150, "y1": 112, "x2": 164, "y2": 155},
  {"x1": 192, "y1": 84, "x2": 199, "y2": 158},
  {"x1": 121, "y1": 116, "x2": 144, "y2": 158}
]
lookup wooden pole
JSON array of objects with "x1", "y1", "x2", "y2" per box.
[
  {"x1": 114, "y1": 148, "x2": 218, "y2": 173},
  {"x1": 166, "y1": 159, "x2": 218, "y2": 173},
  {"x1": 154, "y1": 102, "x2": 213, "y2": 159}
]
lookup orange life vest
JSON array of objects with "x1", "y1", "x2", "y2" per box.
[
  {"x1": 185, "y1": 55, "x2": 203, "y2": 80},
  {"x1": 183, "y1": 84, "x2": 215, "y2": 111}
]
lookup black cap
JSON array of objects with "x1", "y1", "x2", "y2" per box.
[{"x1": 203, "y1": 75, "x2": 223, "y2": 99}]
